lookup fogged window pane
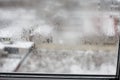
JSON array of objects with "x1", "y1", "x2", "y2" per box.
[{"x1": 0, "y1": 0, "x2": 120, "y2": 75}]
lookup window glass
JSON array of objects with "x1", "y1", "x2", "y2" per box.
[
  {"x1": 0, "y1": 0, "x2": 119, "y2": 75},
  {"x1": 4, "y1": 47, "x2": 19, "y2": 54}
]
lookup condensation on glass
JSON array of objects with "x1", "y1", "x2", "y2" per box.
[{"x1": 0, "y1": 0, "x2": 120, "y2": 75}]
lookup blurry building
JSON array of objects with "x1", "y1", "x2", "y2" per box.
[{"x1": 0, "y1": 36, "x2": 34, "y2": 55}]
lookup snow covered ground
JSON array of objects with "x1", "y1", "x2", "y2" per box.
[
  {"x1": 17, "y1": 49, "x2": 118, "y2": 75},
  {"x1": 0, "y1": 58, "x2": 20, "y2": 72}
]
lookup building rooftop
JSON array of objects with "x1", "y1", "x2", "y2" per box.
[{"x1": 0, "y1": 41, "x2": 34, "y2": 49}]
